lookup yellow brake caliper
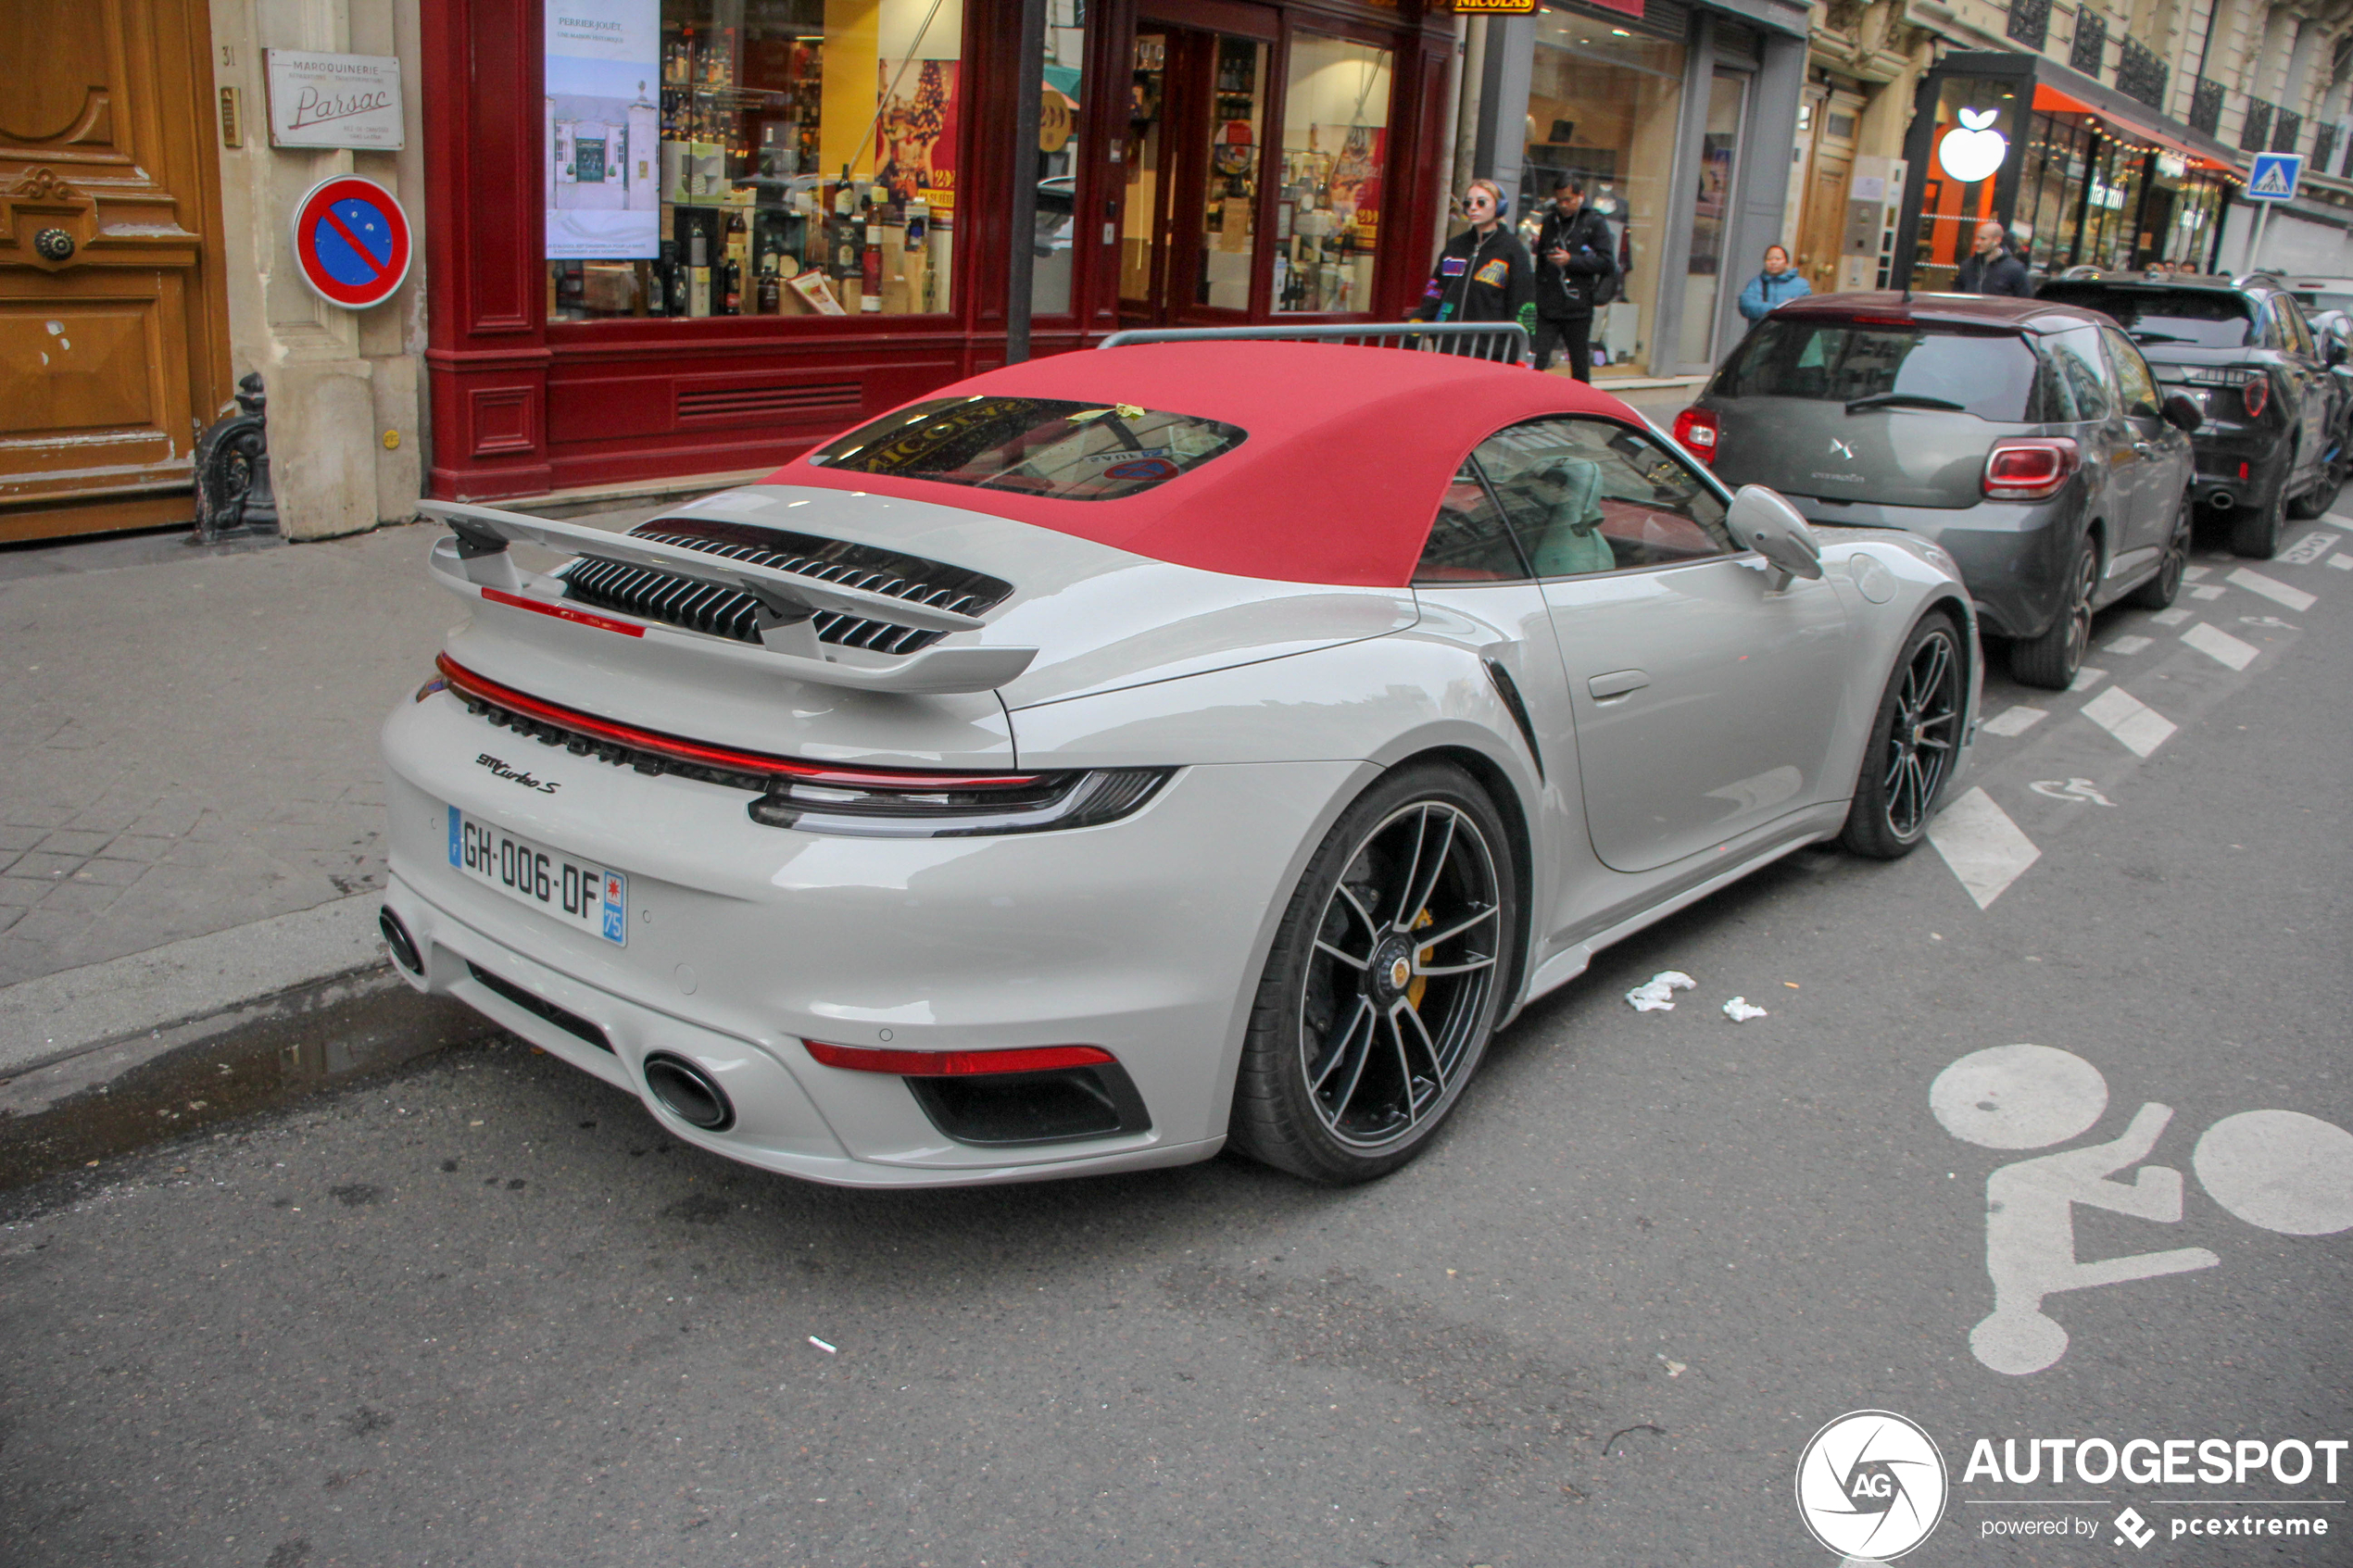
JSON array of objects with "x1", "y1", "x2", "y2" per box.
[{"x1": 1407, "y1": 908, "x2": 1432, "y2": 1010}]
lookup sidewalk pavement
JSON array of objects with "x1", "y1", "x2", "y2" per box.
[{"x1": 0, "y1": 503, "x2": 669, "y2": 1173}]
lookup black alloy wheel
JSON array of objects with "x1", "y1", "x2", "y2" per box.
[
  {"x1": 2129, "y1": 493, "x2": 2193, "y2": 609},
  {"x1": 1841, "y1": 611, "x2": 1964, "y2": 859},
  {"x1": 2287, "y1": 437, "x2": 2335, "y2": 519},
  {"x1": 2010, "y1": 538, "x2": 2098, "y2": 690},
  {"x1": 1230, "y1": 763, "x2": 1516, "y2": 1184}
]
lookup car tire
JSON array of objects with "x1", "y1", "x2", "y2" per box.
[
  {"x1": 2232, "y1": 471, "x2": 2287, "y2": 558},
  {"x1": 2286, "y1": 456, "x2": 2335, "y2": 519},
  {"x1": 1839, "y1": 610, "x2": 1965, "y2": 860},
  {"x1": 2128, "y1": 494, "x2": 2193, "y2": 609},
  {"x1": 1228, "y1": 762, "x2": 1518, "y2": 1185},
  {"x1": 2009, "y1": 537, "x2": 2097, "y2": 691}
]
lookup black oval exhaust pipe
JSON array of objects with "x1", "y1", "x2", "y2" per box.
[
  {"x1": 379, "y1": 908, "x2": 423, "y2": 975},
  {"x1": 643, "y1": 1053, "x2": 735, "y2": 1132}
]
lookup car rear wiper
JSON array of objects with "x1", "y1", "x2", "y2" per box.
[{"x1": 1844, "y1": 392, "x2": 1967, "y2": 414}]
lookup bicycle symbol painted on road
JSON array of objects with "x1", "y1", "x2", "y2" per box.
[{"x1": 1931, "y1": 1045, "x2": 2353, "y2": 1374}]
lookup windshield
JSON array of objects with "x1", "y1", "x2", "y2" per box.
[
  {"x1": 2034, "y1": 285, "x2": 2254, "y2": 348},
  {"x1": 1716, "y1": 319, "x2": 2039, "y2": 420},
  {"x1": 811, "y1": 395, "x2": 1247, "y2": 501}
]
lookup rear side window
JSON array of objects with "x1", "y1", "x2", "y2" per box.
[
  {"x1": 811, "y1": 395, "x2": 1247, "y2": 501},
  {"x1": 2035, "y1": 285, "x2": 2254, "y2": 349},
  {"x1": 2044, "y1": 328, "x2": 2112, "y2": 421},
  {"x1": 1717, "y1": 319, "x2": 2040, "y2": 420},
  {"x1": 1416, "y1": 464, "x2": 1529, "y2": 584}
]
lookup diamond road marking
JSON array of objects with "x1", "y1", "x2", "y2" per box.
[
  {"x1": 2226, "y1": 568, "x2": 2316, "y2": 611},
  {"x1": 2182, "y1": 621, "x2": 2259, "y2": 671},
  {"x1": 2105, "y1": 633, "x2": 2153, "y2": 654},
  {"x1": 1981, "y1": 705, "x2": 2048, "y2": 737},
  {"x1": 2183, "y1": 564, "x2": 2211, "y2": 581},
  {"x1": 2068, "y1": 665, "x2": 2108, "y2": 692},
  {"x1": 2331, "y1": 555, "x2": 2353, "y2": 571},
  {"x1": 2080, "y1": 684, "x2": 2178, "y2": 757},
  {"x1": 2151, "y1": 606, "x2": 2194, "y2": 624},
  {"x1": 1928, "y1": 787, "x2": 2041, "y2": 909},
  {"x1": 2278, "y1": 531, "x2": 2339, "y2": 565},
  {"x1": 2190, "y1": 583, "x2": 2228, "y2": 599}
]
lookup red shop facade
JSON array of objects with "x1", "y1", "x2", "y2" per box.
[{"x1": 422, "y1": 0, "x2": 1459, "y2": 501}]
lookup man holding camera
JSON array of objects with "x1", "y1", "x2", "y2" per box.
[{"x1": 1532, "y1": 177, "x2": 1618, "y2": 381}]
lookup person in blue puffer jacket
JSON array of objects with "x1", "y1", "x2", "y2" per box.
[{"x1": 1737, "y1": 245, "x2": 1812, "y2": 321}]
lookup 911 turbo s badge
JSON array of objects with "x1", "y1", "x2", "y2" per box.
[
  {"x1": 1828, "y1": 437, "x2": 1856, "y2": 460},
  {"x1": 476, "y1": 753, "x2": 560, "y2": 795}
]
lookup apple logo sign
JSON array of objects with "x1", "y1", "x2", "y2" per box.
[{"x1": 1937, "y1": 107, "x2": 2009, "y2": 183}]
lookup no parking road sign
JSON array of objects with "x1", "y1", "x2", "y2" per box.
[
  {"x1": 291, "y1": 176, "x2": 411, "y2": 309},
  {"x1": 2246, "y1": 152, "x2": 2304, "y2": 203}
]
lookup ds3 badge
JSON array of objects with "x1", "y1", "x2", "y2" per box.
[{"x1": 1797, "y1": 1411, "x2": 1950, "y2": 1560}]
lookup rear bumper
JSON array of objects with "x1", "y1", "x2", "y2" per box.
[
  {"x1": 1788, "y1": 496, "x2": 2076, "y2": 641},
  {"x1": 2187, "y1": 423, "x2": 2293, "y2": 511},
  {"x1": 380, "y1": 691, "x2": 1358, "y2": 1187}
]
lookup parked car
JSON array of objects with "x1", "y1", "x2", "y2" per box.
[
  {"x1": 2034, "y1": 270, "x2": 2341, "y2": 556},
  {"x1": 1677, "y1": 292, "x2": 2198, "y2": 690},
  {"x1": 383, "y1": 338, "x2": 1979, "y2": 1189}
]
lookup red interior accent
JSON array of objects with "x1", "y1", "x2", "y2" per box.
[
  {"x1": 481, "y1": 586, "x2": 647, "y2": 637},
  {"x1": 434, "y1": 655, "x2": 1042, "y2": 790},
  {"x1": 767, "y1": 341, "x2": 1652, "y2": 588},
  {"x1": 803, "y1": 1040, "x2": 1117, "y2": 1076}
]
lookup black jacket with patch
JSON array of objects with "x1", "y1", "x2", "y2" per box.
[{"x1": 1413, "y1": 225, "x2": 1536, "y2": 332}]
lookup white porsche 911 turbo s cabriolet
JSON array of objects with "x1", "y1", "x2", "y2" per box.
[{"x1": 380, "y1": 337, "x2": 1979, "y2": 1188}]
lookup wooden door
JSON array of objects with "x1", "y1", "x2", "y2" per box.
[
  {"x1": 1797, "y1": 152, "x2": 1850, "y2": 294},
  {"x1": 1, "y1": 0, "x2": 231, "y2": 543}
]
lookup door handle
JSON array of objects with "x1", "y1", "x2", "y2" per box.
[{"x1": 1588, "y1": 670, "x2": 1649, "y2": 700}]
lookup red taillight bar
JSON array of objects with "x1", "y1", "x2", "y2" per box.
[
  {"x1": 434, "y1": 655, "x2": 1042, "y2": 791},
  {"x1": 803, "y1": 1040, "x2": 1116, "y2": 1076}
]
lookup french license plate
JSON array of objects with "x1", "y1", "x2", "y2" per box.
[{"x1": 447, "y1": 806, "x2": 626, "y2": 946}]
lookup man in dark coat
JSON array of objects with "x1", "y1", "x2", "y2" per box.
[
  {"x1": 1531, "y1": 178, "x2": 1618, "y2": 381},
  {"x1": 1412, "y1": 179, "x2": 1536, "y2": 359},
  {"x1": 1955, "y1": 221, "x2": 2032, "y2": 297}
]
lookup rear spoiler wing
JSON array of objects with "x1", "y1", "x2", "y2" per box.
[{"x1": 418, "y1": 500, "x2": 1037, "y2": 696}]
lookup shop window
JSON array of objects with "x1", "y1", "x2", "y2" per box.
[
  {"x1": 1032, "y1": 0, "x2": 1085, "y2": 318},
  {"x1": 1677, "y1": 69, "x2": 1746, "y2": 368},
  {"x1": 544, "y1": 0, "x2": 965, "y2": 322},
  {"x1": 1522, "y1": 13, "x2": 1685, "y2": 377},
  {"x1": 1199, "y1": 37, "x2": 1267, "y2": 310},
  {"x1": 1275, "y1": 32, "x2": 1391, "y2": 314},
  {"x1": 1911, "y1": 76, "x2": 2020, "y2": 291}
]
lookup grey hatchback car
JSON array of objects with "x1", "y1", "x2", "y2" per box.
[{"x1": 1678, "y1": 293, "x2": 2200, "y2": 689}]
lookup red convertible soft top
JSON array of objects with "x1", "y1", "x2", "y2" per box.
[{"x1": 765, "y1": 340, "x2": 1645, "y2": 587}]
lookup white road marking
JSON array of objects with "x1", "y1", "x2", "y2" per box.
[
  {"x1": 2067, "y1": 665, "x2": 2107, "y2": 692},
  {"x1": 2277, "y1": 530, "x2": 2339, "y2": 565},
  {"x1": 2103, "y1": 633, "x2": 2152, "y2": 654},
  {"x1": 2226, "y1": 567, "x2": 2316, "y2": 611},
  {"x1": 2182, "y1": 563, "x2": 2211, "y2": 581},
  {"x1": 1927, "y1": 788, "x2": 2041, "y2": 909},
  {"x1": 2080, "y1": 685, "x2": 2177, "y2": 757},
  {"x1": 2330, "y1": 554, "x2": 2353, "y2": 571},
  {"x1": 2150, "y1": 606, "x2": 2193, "y2": 625},
  {"x1": 2181, "y1": 621, "x2": 2258, "y2": 671},
  {"x1": 1980, "y1": 705, "x2": 2047, "y2": 737},
  {"x1": 2194, "y1": 1110, "x2": 2353, "y2": 1236},
  {"x1": 1935, "y1": 1047, "x2": 2219, "y2": 1376},
  {"x1": 2189, "y1": 583, "x2": 2227, "y2": 599},
  {"x1": 2029, "y1": 777, "x2": 2116, "y2": 806}
]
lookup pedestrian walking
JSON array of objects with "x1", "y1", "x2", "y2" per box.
[
  {"x1": 1736, "y1": 244, "x2": 1811, "y2": 321},
  {"x1": 1530, "y1": 177, "x2": 1619, "y2": 380},
  {"x1": 1953, "y1": 221, "x2": 2032, "y2": 297},
  {"x1": 1413, "y1": 179, "x2": 1535, "y2": 359}
]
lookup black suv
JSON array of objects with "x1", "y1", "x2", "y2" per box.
[{"x1": 2034, "y1": 271, "x2": 2342, "y2": 558}]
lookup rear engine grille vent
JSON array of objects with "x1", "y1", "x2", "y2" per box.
[
  {"x1": 676, "y1": 381, "x2": 862, "y2": 422},
  {"x1": 560, "y1": 518, "x2": 1012, "y2": 658}
]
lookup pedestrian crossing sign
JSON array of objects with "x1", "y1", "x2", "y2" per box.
[{"x1": 2247, "y1": 152, "x2": 2303, "y2": 202}]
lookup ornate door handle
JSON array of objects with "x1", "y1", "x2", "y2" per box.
[{"x1": 33, "y1": 228, "x2": 76, "y2": 262}]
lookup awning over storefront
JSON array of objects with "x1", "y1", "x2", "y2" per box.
[{"x1": 2030, "y1": 84, "x2": 2233, "y2": 172}]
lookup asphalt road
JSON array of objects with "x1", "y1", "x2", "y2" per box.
[{"x1": 5, "y1": 520, "x2": 2350, "y2": 1568}]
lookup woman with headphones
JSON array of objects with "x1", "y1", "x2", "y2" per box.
[{"x1": 1412, "y1": 179, "x2": 1536, "y2": 360}]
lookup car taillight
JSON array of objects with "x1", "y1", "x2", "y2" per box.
[
  {"x1": 2242, "y1": 373, "x2": 2270, "y2": 420},
  {"x1": 1982, "y1": 437, "x2": 2081, "y2": 500},
  {"x1": 804, "y1": 1041, "x2": 1116, "y2": 1076},
  {"x1": 1673, "y1": 407, "x2": 1720, "y2": 465}
]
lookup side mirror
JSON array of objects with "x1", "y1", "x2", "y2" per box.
[
  {"x1": 2161, "y1": 392, "x2": 2205, "y2": 433},
  {"x1": 1727, "y1": 485, "x2": 1825, "y2": 587},
  {"x1": 2329, "y1": 338, "x2": 2347, "y2": 368}
]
